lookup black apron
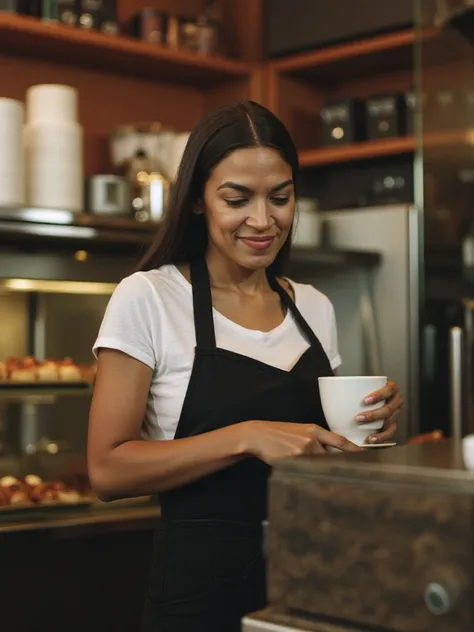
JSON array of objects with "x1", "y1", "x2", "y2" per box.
[{"x1": 141, "y1": 258, "x2": 333, "y2": 631}]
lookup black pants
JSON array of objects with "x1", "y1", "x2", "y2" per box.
[{"x1": 141, "y1": 520, "x2": 266, "y2": 631}]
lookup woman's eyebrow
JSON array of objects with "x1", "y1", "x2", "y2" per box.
[{"x1": 217, "y1": 179, "x2": 293, "y2": 193}]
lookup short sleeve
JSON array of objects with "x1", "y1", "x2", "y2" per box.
[{"x1": 93, "y1": 273, "x2": 158, "y2": 370}]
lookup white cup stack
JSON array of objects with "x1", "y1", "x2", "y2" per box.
[
  {"x1": 24, "y1": 84, "x2": 83, "y2": 212},
  {"x1": 0, "y1": 98, "x2": 25, "y2": 207}
]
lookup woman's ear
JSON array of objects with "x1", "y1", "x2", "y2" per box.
[{"x1": 193, "y1": 201, "x2": 204, "y2": 215}]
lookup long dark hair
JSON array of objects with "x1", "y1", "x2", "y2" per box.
[{"x1": 137, "y1": 101, "x2": 299, "y2": 275}]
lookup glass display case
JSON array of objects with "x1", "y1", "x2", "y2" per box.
[
  {"x1": 0, "y1": 208, "x2": 155, "y2": 511},
  {"x1": 415, "y1": 0, "x2": 474, "y2": 438}
]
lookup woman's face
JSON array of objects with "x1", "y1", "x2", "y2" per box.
[{"x1": 202, "y1": 147, "x2": 295, "y2": 271}]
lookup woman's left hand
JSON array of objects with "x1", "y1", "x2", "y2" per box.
[{"x1": 356, "y1": 381, "x2": 404, "y2": 444}]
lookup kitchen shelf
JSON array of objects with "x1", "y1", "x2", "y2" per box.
[
  {"x1": 268, "y1": 29, "x2": 435, "y2": 85},
  {"x1": 299, "y1": 137, "x2": 415, "y2": 168},
  {"x1": 0, "y1": 13, "x2": 254, "y2": 87}
]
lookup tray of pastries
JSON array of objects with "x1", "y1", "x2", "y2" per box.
[
  {"x1": 0, "y1": 474, "x2": 94, "y2": 514},
  {"x1": 0, "y1": 356, "x2": 97, "y2": 388}
]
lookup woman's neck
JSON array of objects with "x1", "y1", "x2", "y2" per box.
[{"x1": 205, "y1": 248, "x2": 270, "y2": 295}]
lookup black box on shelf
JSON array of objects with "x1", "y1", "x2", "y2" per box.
[
  {"x1": 320, "y1": 99, "x2": 365, "y2": 146},
  {"x1": 99, "y1": 0, "x2": 117, "y2": 34},
  {"x1": 365, "y1": 93, "x2": 406, "y2": 139},
  {"x1": 130, "y1": 8, "x2": 167, "y2": 44},
  {"x1": 77, "y1": 0, "x2": 102, "y2": 29}
]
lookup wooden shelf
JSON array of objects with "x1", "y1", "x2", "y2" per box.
[
  {"x1": 299, "y1": 137, "x2": 415, "y2": 168},
  {"x1": 269, "y1": 28, "x2": 437, "y2": 85},
  {"x1": 0, "y1": 13, "x2": 254, "y2": 87}
]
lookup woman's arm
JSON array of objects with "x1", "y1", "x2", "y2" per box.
[
  {"x1": 88, "y1": 349, "x2": 359, "y2": 501},
  {"x1": 87, "y1": 349, "x2": 252, "y2": 501}
]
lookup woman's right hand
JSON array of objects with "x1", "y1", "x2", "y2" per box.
[{"x1": 239, "y1": 420, "x2": 362, "y2": 465}]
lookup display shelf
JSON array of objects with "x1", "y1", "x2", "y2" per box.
[
  {"x1": 298, "y1": 137, "x2": 415, "y2": 168},
  {"x1": 0, "y1": 381, "x2": 93, "y2": 401},
  {"x1": 0, "y1": 13, "x2": 254, "y2": 87}
]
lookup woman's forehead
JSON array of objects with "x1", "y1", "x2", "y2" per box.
[{"x1": 209, "y1": 147, "x2": 291, "y2": 186}]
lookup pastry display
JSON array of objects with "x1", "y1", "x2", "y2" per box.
[
  {"x1": 0, "y1": 474, "x2": 91, "y2": 510},
  {"x1": 0, "y1": 356, "x2": 97, "y2": 385}
]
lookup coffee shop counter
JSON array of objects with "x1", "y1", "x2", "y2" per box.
[{"x1": 1, "y1": 500, "x2": 160, "y2": 632}]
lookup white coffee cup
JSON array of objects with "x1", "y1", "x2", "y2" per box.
[{"x1": 318, "y1": 376, "x2": 387, "y2": 446}]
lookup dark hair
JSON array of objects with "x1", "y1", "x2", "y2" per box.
[{"x1": 136, "y1": 100, "x2": 299, "y2": 275}]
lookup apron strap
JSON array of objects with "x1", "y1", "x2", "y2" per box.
[
  {"x1": 267, "y1": 273, "x2": 322, "y2": 350},
  {"x1": 190, "y1": 258, "x2": 217, "y2": 350}
]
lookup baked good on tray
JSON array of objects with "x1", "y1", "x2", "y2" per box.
[
  {"x1": 0, "y1": 475, "x2": 88, "y2": 508},
  {"x1": 0, "y1": 356, "x2": 97, "y2": 384}
]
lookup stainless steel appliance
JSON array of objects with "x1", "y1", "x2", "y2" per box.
[
  {"x1": 87, "y1": 174, "x2": 130, "y2": 216},
  {"x1": 291, "y1": 204, "x2": 421, "y2": 442}
]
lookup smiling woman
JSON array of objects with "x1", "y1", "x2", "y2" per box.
[{"x1": 87, "y1": 101, "x2": 401, "y2": 632}]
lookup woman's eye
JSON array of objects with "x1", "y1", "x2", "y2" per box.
[
  {"x1": 225, "y1": 198, "x2": 248, "y2": 208},
  {"x1": 271, "y1": 196, "x2": 290, "y2": 206}
]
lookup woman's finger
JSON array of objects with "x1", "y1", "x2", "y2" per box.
[
  {"x1": 313, "y1": 427, "x2": 363, "y2": 452},
  {"x1": 307, "y1": 439, "x2": 327, "y2": 455},
  {"x1": 363, "y1": 380, "x2": 398, "y2": 405},
  {"x1": 356, "y1": 392, "x2": 404, "y2": 423},
  {"x1": 366, "y1": 410, "x2": 401, "y2": 444}
]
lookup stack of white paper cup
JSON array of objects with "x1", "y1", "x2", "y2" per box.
[
  {"x1": 24, "y1": 84, "x2": 83, "y2": 212},
  {"x1": 0, "y1": 98, "x2": 25, "y2": 206}
]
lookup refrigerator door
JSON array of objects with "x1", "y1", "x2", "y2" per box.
[{"x1": 301, "y1": 204, "x2": 420, "y2": 442}]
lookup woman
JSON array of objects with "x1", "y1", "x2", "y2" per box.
[{"x1": 88, "y1": 101, "x2": 403, "y2": 631}]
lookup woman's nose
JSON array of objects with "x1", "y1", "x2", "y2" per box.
[{"x1": 246, "y1": 200, "x2": 272, "y2": 229}]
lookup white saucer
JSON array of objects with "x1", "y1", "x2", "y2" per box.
[{"x1": 358, "y1": 442, "x2": 397, "y2": 449}]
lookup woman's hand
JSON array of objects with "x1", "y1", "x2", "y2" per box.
[
  {"x1": 240, "y1": 420, "x2": 362, "y2": 465},
  {"x1": 356, "y1": 381, "x2": 404, "y2": 444}
]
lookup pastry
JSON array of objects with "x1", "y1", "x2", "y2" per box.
[
  {"x1": 58, "y1": 358, "x2": 82, "y2": 382},
  {"x1": 57, "y1": 489, "x2": 82, "y2": 504},
  {"x1": 23, "y1": 356, "x2": 38, "y2": 369},
  {"x1": 36, "y1": 361, "x2": 59, "y2": 382},
  {"x1": 24, "y1": 474, "x2": 42, "y2": 487},
  {"x1": 10, "y1": 368, "x2": 37, "y2": 382},
  {"x1": 0, "y1": 475, "x2": 19, "y2": 488},
  {"x1": 80, "y1": 363, "x2": 97, "y2": 383},
  {"x1": 9, "y1": 490, "x2": 30, "y2": 505}
]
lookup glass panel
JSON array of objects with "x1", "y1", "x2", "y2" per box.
[{"x1": 416, "y1": 0, "x2": 474, "y2": 435}]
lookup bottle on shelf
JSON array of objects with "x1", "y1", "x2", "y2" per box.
[{"x1": 128, "y1": 148, "x2": 170, "y2": 223}]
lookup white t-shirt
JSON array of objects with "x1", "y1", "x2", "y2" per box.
[{"x1": 93, "y1": 264, "x2": 341, "y2": 441}]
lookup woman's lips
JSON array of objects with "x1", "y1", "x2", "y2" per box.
[{"x1": 238, "y1": 236, "x2": 276, "y2": 251}]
